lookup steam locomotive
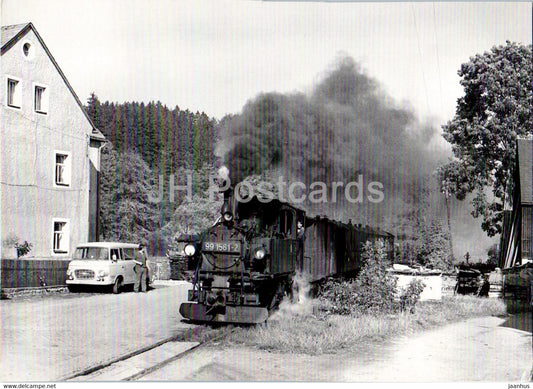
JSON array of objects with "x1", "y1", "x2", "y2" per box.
[{"x1": 175, "y1": 186, "x2": 393, "y2": 324}]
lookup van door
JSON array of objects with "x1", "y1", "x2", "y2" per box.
[
  {"x1": 122, "y1": 248, "x2": 137, "y2": 285},
  {"x1": 108, "y1": 248, "x2": 121, "y2": 283}
]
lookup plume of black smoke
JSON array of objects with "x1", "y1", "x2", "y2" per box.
[{"x1": 216, "y1": 55, "x2": 447, "y2": 227}]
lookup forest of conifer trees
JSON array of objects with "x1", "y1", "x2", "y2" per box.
[
  {"x1": 86, "y1": 93, "x2": 221, "y2": 254},
  {"x1": 85, "y1": 93, "x2": 453, "y2": 268}
]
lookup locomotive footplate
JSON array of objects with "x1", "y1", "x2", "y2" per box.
[{"x1": 179, "y1": 302, "x2": 269, "y2": 324}]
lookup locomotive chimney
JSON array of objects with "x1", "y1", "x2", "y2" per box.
[{"x1": 218, "y1": 166, "x2": 235, "y2": 222}]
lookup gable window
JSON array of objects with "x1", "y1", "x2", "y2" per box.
[
  {"x1": 55, "y1": 151, "x2": 71, "y2": 187},
  {"x1": 34, "y1": 83, "x2": 49, "y2": 114},
  {"x1": 53, "y1": 219, "x2": 70, "y2": 255},
  {"x1": 22, "y1": 40, "x2": 34, "y2": 60},
  {"x1": 6, "y1": 77, "x2": 21, "y2": 109}
]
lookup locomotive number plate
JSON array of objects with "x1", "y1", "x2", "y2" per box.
[{"x1": 203, "y1": 241, "x2": 241, "y2": 253}]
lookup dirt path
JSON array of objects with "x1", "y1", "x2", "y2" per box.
[
  {"x1": 141, "y1": 315, "x2": 532, "y2": 382},
  {"x1": 342, "y1": 315, "x2": 532, "y2": 382}
]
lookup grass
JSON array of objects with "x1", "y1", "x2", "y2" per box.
[{"x1": 224, "y1": 295, "x2": 508, "y2": 355}]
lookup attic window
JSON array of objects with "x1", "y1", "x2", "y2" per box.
[{"x1": 21, "y1": 40, "x2": 34, "y2": 60}]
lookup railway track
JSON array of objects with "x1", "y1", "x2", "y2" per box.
[{"x1": 64, "y1": 324, "x2": 235, "y2": 381}]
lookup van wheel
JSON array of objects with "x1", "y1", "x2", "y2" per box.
[{"x1": 112, "y1": 278, "x2": 123, "y2": 294}]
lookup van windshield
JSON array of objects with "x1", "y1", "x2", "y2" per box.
[{"x1": 74, "y1": 247, "x2": 109, "y2": 260}]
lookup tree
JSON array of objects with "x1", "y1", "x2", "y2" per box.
[
  {"x1": 86, "y1": 93, "x2": 101, "y2": 128},
  {"x1": 487, "y1": 243, "x2": 499, "y2": 266},
  {"x1": 438, "y1": 42, "x2": 532, "y2": 236},
  {"x1": 353, "y1": 240, "x2": 398, "y2": 314},
  {"x1": 84, "y1": 95, "x2": 219, "y2": 250},
  {"x1": 417, "y1": 219, "x2": 453, "y2": 271},
  {"x1": 99, "y1": 145, "x2": 160, "y2": 245}
]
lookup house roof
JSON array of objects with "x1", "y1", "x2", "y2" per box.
[
  {"x1": 517, "y1": 137, "x2": 532, "y2": 205},
  {"x1": 1, "y1": 23, "x2": 105, "y2": 142},
  {"x1": 1, "y1": 23, "x2": 30, "y2": 47}
]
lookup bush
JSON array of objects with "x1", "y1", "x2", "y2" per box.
[
  {"x1": 15, "y1": 241, "x2": 32, "y2": 257},
  {"x1": 399, "y1": 278, "x2": 425, "y2": 312},
  {"x1": 2, "y1": 236, "x2": 32, "y2": 258},
  {"x1": 317, "y1": 240, "x2": 400, "y2": 315},
  {"x1": 317, "y1": 278, "x2": 357, "y2": 315},
  {"x1": 352, "y1": 240, "x2": 398, "y2": 314}
]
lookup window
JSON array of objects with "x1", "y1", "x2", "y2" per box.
[
  {"x1": 74, "y1": 247, "x2": 109, "y2": 260},
  {"x1": 278, "y1": 210, "x2": 295, "y2": 238},
  {"x1": 123, "y1": 248, "x2": 136, "y2": 260},
  {"x1": 110, "y1": 249, "x2": 121, "y2": 261},
  {"x1": 53, "y1": 219, "x2": 70, "y2": 255},
  {"x1": 55, "y1": 152, "x2": 71, "y2": 187},
  {"x1": 21, "y1": 40, "x2": 35, "y2": 60},
  {"x1": 34, "y1": 83, "x2": 49, "y2": 114},
  {"x1": 6, "y1": 77, "x2": 21, "y2": 109}
]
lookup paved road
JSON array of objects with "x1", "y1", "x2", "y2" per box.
[{"x1": 0, "y1": 281, "x2": 193, "y2": 381}]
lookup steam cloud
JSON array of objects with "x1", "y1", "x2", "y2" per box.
[{"x1": 216, "y1": 55, "x2": 448, "y2": 228}]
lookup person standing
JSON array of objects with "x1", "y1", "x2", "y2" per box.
[
  {"x1": 134, "y1": 245, "x2": 148, "y2": 293},
  {"x1": 477, "y1": 274, "x2": 490, "y2": 297}
]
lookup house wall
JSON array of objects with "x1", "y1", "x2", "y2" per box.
[
  {"x1": 88, "y1": 139, "x2": 101, "y2": 241},
  {"x1": 1, "y1": 29, "x2": 93, "y2": 259},
  {"x1": 522, "y1": 206, "x2": 532, "y2": 262}
]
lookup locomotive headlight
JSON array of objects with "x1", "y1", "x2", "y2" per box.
[
  {"x1": 223, "y1": 212, "x2": 233, "y2": 222},
  {"x1": 184, "y1": 243, "x2": 196, "y2": 257},
  {"x1": 253, "y1": 248, "x2": 266, "y2": 260}
]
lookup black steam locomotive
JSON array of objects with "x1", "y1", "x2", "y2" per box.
[{"x1": 175, "y1": 186, "x2": 393, "y2": 324}]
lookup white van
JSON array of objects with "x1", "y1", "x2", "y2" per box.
[{"x1": 66, "y1": 242, "x2": 150, "y2": 293}]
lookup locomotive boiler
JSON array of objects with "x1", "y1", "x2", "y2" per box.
[{"x1": 176, "y1": 186, "x2": 393, "y2": 324}]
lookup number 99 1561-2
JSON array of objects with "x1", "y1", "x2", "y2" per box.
[{"x1": 203, "y1": 242, "x2": 240, "y2": 253}]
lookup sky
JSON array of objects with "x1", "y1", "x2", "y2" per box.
[
  {"x1": 2, "y1": 0, "x2": 532, "y2": 260},
  {"x1": 2, "y1": 0, "x2": 531, "y2": 124}
]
